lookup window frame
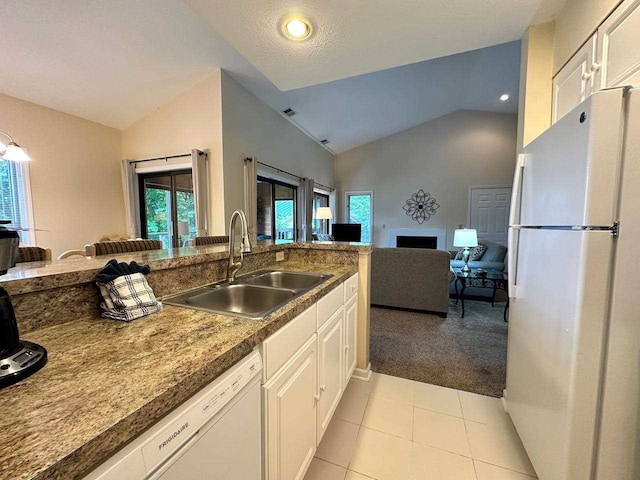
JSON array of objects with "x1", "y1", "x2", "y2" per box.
[
  {"x1": 257, "y1": 175, "x2": 298, "y2": 241},
  {"x1": 0, "y1": 159, "x2": 35, "y2": 245},
  {"x1": 138, "y1": 168, "x2": 194, "y2": 248},
  {"x1": 312, "y1": 191, "x2": 330, "y2": 235},
  {"x1": 344, "y1": 190, "x2": 374, "y2": 243}
]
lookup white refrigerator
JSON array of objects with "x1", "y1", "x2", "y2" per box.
[{"x1": 506, "y1": 87, "x2": 640, "y2": 480}]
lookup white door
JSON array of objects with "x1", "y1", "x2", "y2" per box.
[
  {"x1": 468, "y1": 187, "x2": 511, "y2": 246},
  {"x1": 264, "y1": 335, "x2": 318, "y2": 480},
  {"x1": 595, "y1": 0, "x2": 640, "y2": 89},
  {"x1": 317, "y1": 308, "x2": 344, "y2": 443},
  {"x1": 552, "y1": 34, "x2": 597, "y2": 123},
  {"x1": 506, "y1": 228, "x2": 613, "y2": 480},
  {"x1": 344, "y1": 295, "x2": 357, "y2": 385},
  {"x1": 519, "y1": 89, "x2": 624, "y2": 227}
]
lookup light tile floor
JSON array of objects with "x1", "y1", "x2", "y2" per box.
[{"x1": 304, "y1": 373, "x2": 537, "y2": 480}]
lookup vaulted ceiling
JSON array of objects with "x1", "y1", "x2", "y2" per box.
[
  {"x1": 0, "y1": 0, "x2": 567, "y2": 152},
  {"x1": 186, "y1": 0, "x2": 563, "y2": 91},
  {"x1": 238, "y1": 41, "x2": 521, "y2": 153}
]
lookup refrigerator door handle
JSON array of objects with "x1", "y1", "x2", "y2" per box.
[
  {"x1": 509, "y1": 154, "x2": 526, "y2": 227},
  {"x1": 508, "y1": 227, "x2": 519, "y2": 298}
]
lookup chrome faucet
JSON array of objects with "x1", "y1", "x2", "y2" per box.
[{"x1": 227, "y1": 210, "x2": 252, "y2": 281}]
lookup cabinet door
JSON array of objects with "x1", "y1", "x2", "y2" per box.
[
  {"x1": 264, "y1": 335, "x2": 318, "y2": 480},
  {"x1": 317, "y1": 308, "x2": 344, "y2": 443},
  {"x1": 344, "y1": 295, "x2": 358, "y2": 385},
  {"x1": 595, "y1": 0, "x2": 640, "y2": 89},
  {"x1": 552, "y1": 35, "x2": 597, "y2": 123}
]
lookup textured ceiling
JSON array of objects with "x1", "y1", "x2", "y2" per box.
[
  {"x1": 0, "y1": 1, "x2": 558, "y2": 151},
  {"x1": 236, "y1": 41, "x2": 522, "y2": 153},
  {"x1": 185, "y1": 0, "x2": 565, "y2": 91},
  {"x1": 0, "y1": 0, "x2": 258, "y2": 128}
]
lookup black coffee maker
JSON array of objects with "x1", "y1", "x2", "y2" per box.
[{"x1": 0, "y1": 222, "x2": 47, "y2": 388}]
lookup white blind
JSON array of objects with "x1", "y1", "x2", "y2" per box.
[{"x1": 0, "y1": 159, "x2": 33, "y2": 244}]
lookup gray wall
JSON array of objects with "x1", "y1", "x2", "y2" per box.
[
  {"x1": 336, "y1": 110, "x2": 517, "y2": 249},
  {"x1": 220, "y1": 71, "x2": 335, "y2": 227}
]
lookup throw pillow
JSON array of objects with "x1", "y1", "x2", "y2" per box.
[
  {"x1": 469, "y1": 244, "x2": 486, "y2": 261},
  {"x1": 454, "y1": 250, "x2": 464, "y2": 260}
]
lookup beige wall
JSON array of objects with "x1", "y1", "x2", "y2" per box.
[
  {"x1": 336, "y1": 110, "x2": 517, "y2": 249},
  {"x1": 553, "y1": 0, "x2": 622, "y2": 74},
  {"x1": 220, "y1": 71, "x2": 335, "y2": 228},
  {"x1": 122, "y1": 72, "x2": 226, "y2": 234},
  {"x1": 517, "y1": 22, "x2": 555, "y2": 151},
  {"x1": 0, "y1": 93, "x2": 125, "y2": 257}
]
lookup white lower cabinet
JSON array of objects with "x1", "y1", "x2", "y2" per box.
[
  {"x1": 264, "y1": 334, "x2": 318, "y2": 480},
  {"x1": 317, "y1": 308, "x2": 344, "y2": 443},
  {"x1": 262, "y1": 273, "x2": 359, "y2": 480},
  {"x1": 344, "y1": 294, "x2": 358, "y2": 386}
]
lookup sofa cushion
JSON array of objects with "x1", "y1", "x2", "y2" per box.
[
  {"x1": 469, "y1": 244, "x2": 486, "y2": 260},
  {"x1": 479, "y1": 240, "x2": 507, "y2": 263}
]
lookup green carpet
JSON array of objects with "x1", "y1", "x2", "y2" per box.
[{"x1": 370, "y1": 300, "x2": 508, "y2": 397}]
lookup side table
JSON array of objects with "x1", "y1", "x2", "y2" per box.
[{"x1": 453, "y1": 269, "x2": 509, "y2": 321}]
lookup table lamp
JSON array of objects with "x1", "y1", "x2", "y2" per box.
[
  {"x1": 316, "y1": 207, "x2": 332, "y2": 240},
  {"x1": 453, "y1": 228, "x2": 478, "y2": 273}
]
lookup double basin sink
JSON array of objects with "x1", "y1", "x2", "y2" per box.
[{"x1": 163, "y1": 270, "x2": 332, "y2": 319}]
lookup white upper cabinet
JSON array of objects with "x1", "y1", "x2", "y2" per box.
[
  {"x1": 553, "y1": 0, "x2": 640, "y2": 125},
  {"x1": 595, "y1": 0, "x2": 640, "y2": 89},
  {"x1": 552, "y1": 35, "x2": 597, "y2": 124}
]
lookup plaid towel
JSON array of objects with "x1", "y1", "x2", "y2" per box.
[{"x1": 97, "y1": 272, "x2": 162, "y2": 322}]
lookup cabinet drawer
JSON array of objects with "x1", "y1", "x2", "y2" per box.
[
  {"x1": 317, "y1": 284, "x2": 344, "y2": 329},
  {"x1": 262, "y1": 304, "x2": 317, "y2": 380},
  {"x1": 344, "y1": 273, "x2": 358, "y2": 303}
]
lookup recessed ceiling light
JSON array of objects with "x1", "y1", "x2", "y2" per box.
[
  {"x1": 282, "y1": 16, "x2": 313, "y2": 41},
  {"x1": 500, "y1": 94, "x2": 510, "y2": 102}
]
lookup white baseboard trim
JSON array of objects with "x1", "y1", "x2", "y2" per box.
[
  {"x1": 501, "y1": 389, "x2": 508, "y2": 413},
  {"x1": 352, "y1": 364, "x2": 372, "y2": 381}
]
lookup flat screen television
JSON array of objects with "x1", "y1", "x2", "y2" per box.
[{"x1": 332, "y1": 223, "x2": 362, "y2": 242}]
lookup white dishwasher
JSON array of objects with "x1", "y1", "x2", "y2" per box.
[{"x1": 84, "y1": 351, "x2": 263, "y2": 480}]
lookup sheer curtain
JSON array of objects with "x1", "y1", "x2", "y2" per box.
[
  {"x1": 298, "y1": 178, "x2": 315, "y2": 242},
  {"x1": 243, "y1": 157, "x2": 258, "y2": 243},
  {"x1": 120, "y1": 159, "x2": 140, "y2": 239},
  {"x1": 191, "y1": 149, "x2": 209, "y2": 237}
]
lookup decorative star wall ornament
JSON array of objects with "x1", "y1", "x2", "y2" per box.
[{"x1": 403, "y1": 189, "x2": 440, "y2": 224}]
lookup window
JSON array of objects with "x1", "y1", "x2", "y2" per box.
[
  {"x1": 139, "y1": 170, "x2": 195, "y2": 248},
  {"x1": 312, "y1": 192, "x2": 330, "y2": 235},
  {"x1": 257, "y1": 176, "x2": 297, "y2": 241},
  {"x1": 345, "y1": 191, "x2": 373, "y2": 243},
  {"x1": 0, "y1": 160, "x2": 33, "y2": 244}
]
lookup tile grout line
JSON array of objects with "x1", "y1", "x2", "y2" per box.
[
  {"x1": 473, "y1": 458, "x2": 539, "y2": 479},
  {"x1": 471, "y1": 458, "x2": 480, "y2": 480}
]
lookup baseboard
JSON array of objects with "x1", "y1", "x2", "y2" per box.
[
  {"x1": 352, "y1": 364, "x2": 372, "y2": 381},
  {"x1": 501, "y1": 389, "x2": 508, "y2": 413}
]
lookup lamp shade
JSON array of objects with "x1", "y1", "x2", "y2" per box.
[
  {"x1": 316, "y1": 207, "x2": 333, "y2": 220},
  {"x1": 2, "y1": 143, "x2": 31, "y2": 162},
  {"x1": 453, "y1": 228, "x2": 478, "y2": 248}
]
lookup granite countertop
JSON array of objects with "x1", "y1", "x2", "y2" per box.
[
  {"x1": 0, "y1": 261, "x2": 358, "y2": 480},
  {"x1": 2, "y1": 241, "x2": 370, "y2": 295}
]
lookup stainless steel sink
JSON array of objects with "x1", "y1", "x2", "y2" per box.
[
  {"x1": 163, "y1": 270, "x2": 333, "y2": 319},
  {"x1": 240, "y1": 271, "x2": 331, "y2": 291},
  {"x1": 163, "y1": 284, "x2": 297, "y2": 319}
]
